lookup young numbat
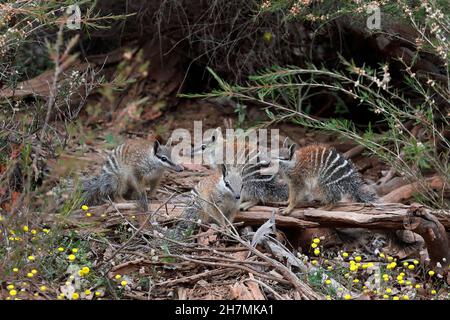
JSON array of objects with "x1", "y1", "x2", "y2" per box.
[
  {"x1": 191, "y1": 127, "x2": 288, "y2": 210},
  {"x1": 277, "y1": 140, "x2": 376, "y2": 215},
  {"x1": 82, "y1": 138, "x2": 183, "y2": 211},
  {"x1": 190, "y1": 164, "x2": 243, "y2": 227},
  {"x1": 171, "y1": 164, "x2": 244, "y2": 239}
]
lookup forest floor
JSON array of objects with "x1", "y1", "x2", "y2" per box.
[
  {"x1": 25, "y1": 98, "x2": 446, "y2": 301},
  {"x1": 1, "y1": 42, "x2": 448, "y2": 301}
]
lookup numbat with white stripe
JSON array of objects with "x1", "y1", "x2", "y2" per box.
[
  {"x1": 277, "y1": 141, "x2": 376, "y2": 215},
  {"x1": 82, "y1": 138, "x2": 183, "y2": 211}
]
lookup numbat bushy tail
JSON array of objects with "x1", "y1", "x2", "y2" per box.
[
  {"x1": 277, "y1": 141, "x2": 376, "y2": 215},
  {"x1": 82, "y1": 138, "x2": 183, "y2": 211}
]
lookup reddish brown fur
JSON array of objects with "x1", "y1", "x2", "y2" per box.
[
  {"x1": 281, "y1": 144, "x2": 331, "y2": 214},
  {"x1": 119, "y1": 139, "x2": 155, "y2": 166},
  {"x1": 291, "y1": 144, "x2": 329, "y2": 180},
  {"x1": 195, "y1": 170, "x2": 223, "y2": 224}
]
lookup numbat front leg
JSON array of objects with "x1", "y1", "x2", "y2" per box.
[
  {"x1": 280, "y1": 185, "x2": 297, "y2": 215},
  {"x1": 240, "y1": 200, "x2": 258, "y2": 211}
]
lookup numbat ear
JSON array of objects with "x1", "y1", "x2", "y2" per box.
[
  {"x1": 288, "y1": 143, "x2": 298, "y2": 159},
  {"x1": 153, "y1": 140, "x2": 160, "y2": 154},
  {"x1": 283, "y1": 136, "x2": 295, "y2": 148},
  {"x1": 212, "y1": 127, "x2": 222, "y2": 142},
  {"x1": 221, "y1": 163, "x2": 227, "y2": 177}
]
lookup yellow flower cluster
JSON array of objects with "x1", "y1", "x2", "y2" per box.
[{"x1": 78, "y1": 266, "x2": 90, "y2": 277}]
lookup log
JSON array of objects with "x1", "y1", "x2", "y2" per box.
[
  {"x1": 235, "y1": 203, "x2": 450, "y2": 230},
  {"x1": 234, "y1": 203, "x2": 450, "y2": 264},
  {"x1": 381, "y1": 175, "x2": 445, "y2": 203},
  {"x1": 68, "y1": 201, "x2": 450, "y2": 263},
  {"x1": 71, "y1": 201, "x2": 450, "y2": 230}
]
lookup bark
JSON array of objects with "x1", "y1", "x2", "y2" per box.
[{"x1": 72, "y1": 201, "x2": 450, "y2": 264}]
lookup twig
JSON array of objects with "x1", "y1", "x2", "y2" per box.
[
  {"x1": 243, "y1": 278, "x2": 285, "y2": 300},
  {"x1": 101, "y1": 193, "x2": 178, "y2": 266}
]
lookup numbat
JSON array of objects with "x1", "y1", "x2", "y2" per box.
[
  {"x1": 188, "y1": 164, "x2": 243, "y2": 227},
  {"x1": 277, "y1": 140, "x2": 376, "y2": 215},
  {"x1": 82, "y1": 138, "x2": 183, "y2": 211},
  {"x1": 191, "y1": 127, "x2": 288, "y2": 210},
  {"x1": 172, "y1": 162, "x2": 268, "y2": 239}
]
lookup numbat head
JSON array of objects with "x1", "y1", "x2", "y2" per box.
[
  {"x1": 191, "y1": 127, "x2": 259, "y2": 167},
  {"x1": 193, "y1": 164, "x2": 244, "y2": 226},
  {"x1": 191, "y1": 127, "x2": 288, "y2": 210},
  {"x1": 82, "y1": 138, "x2": 183, "y2": 211},
  {"x1": 277, "y1": 139, "x2": 376, "y2": 215},
  {"x1": 191, "y1": 127, "x2": 223, "y2": 166},
  {"x1": 151, "y1": 138, "x2": 184, "y2": 173}
]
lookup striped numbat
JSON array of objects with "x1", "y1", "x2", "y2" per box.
[
  {"x1": 191, "y1": 127, "x2": 288, "y2": 210},
  {"x1": 82, "y1": 138, "x2": 183, "y2": 211},
  {"x1": 171, "y1": 160, "x2": 272, "y2": 240},
  {"x1": 277, "y1": 140, "x2": 376, "y2": 215}
]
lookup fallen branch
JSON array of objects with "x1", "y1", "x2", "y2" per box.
[
  {"x1": 234, "y1": 203, "x2": 450, "y2": 230},
  {"x1": 235, "y1": 203, "x2": 450, "y2": 264},
  {"x1": 381, "y1": 175, "x2": 445, "y2": 203},
  {"x1": 69, "y1": 201, "x2": 450, "y2": 264}
]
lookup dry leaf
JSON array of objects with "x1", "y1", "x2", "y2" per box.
[{"x1": 230, "y1": 282, "x2": 254, "y2": 300}]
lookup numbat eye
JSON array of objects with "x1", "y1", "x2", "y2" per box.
[
  {"x1": 225, "y1": 181, "x2": 230, "y2": 187},
  {"x1": 161, "y1": 156, "x2": 168, "y2": 162}
]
